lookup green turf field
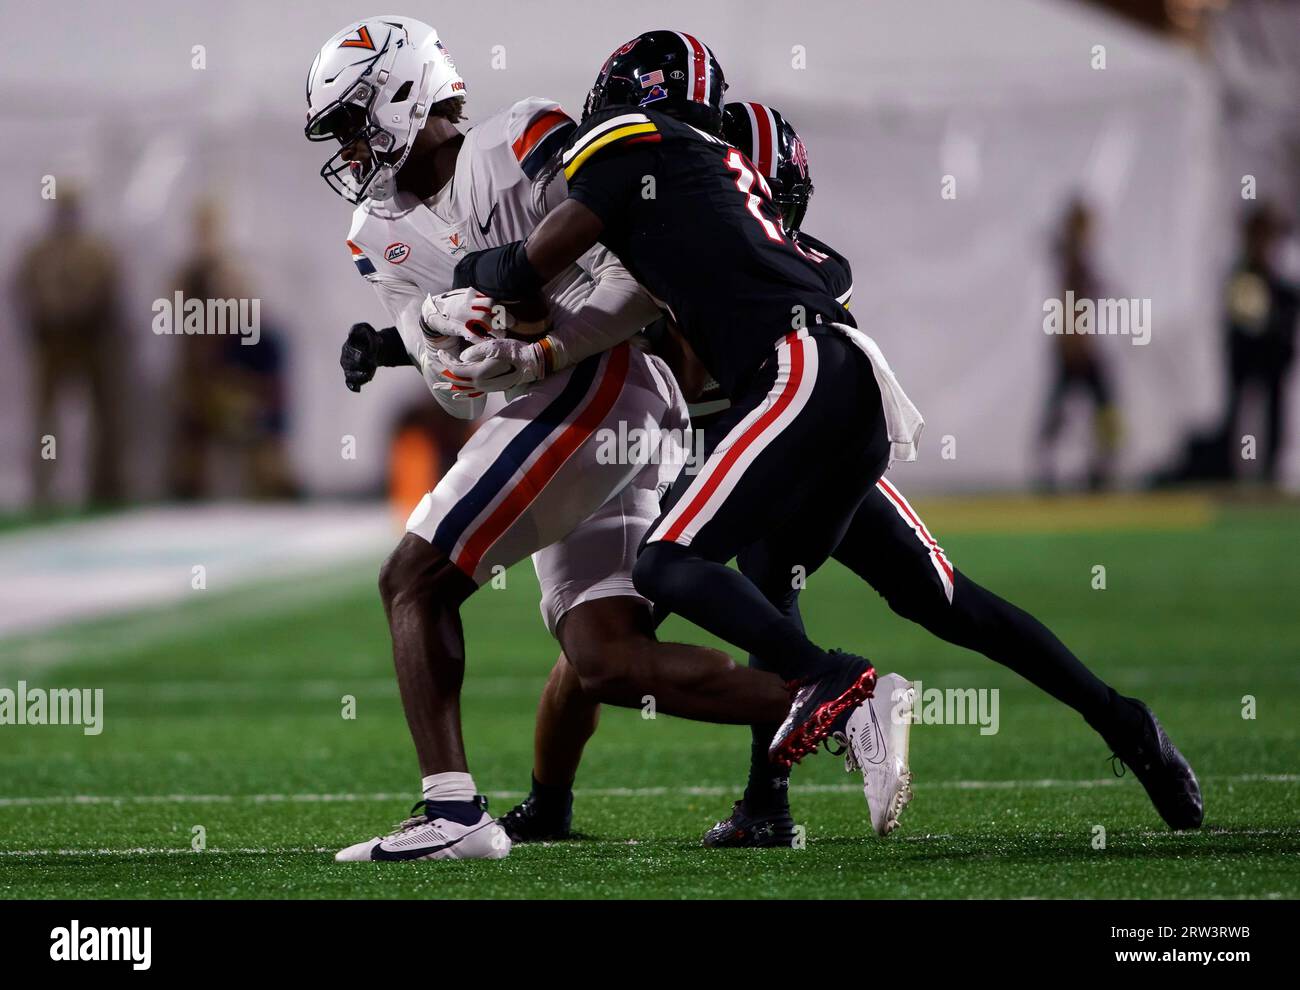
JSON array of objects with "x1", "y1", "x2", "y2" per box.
[{"x1": 1, "y1": 497, "x2": 1297, "y2": 899}]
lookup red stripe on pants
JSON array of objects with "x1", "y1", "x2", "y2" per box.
[
  {"x1": 660, "y1": 333, "x2": 806, "y2": 544},
  {"x1": 454, "y1": 345, "x2": 632, "y2": 577}
]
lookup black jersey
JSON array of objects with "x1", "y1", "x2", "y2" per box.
[
  {"x1": 562, "y1": 106, "x2": 852, "y2": 397},
  {"x1": 641, "y1": 228, "x2": 854, "y2": 427},
  {"x1": 795, "y1": 231, "x2": 854, "y2": 310}
]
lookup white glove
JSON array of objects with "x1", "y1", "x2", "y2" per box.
[
  {"x1": 419, "y1": 288, "x2": 515, "y2": 345},
  {"x1": 421, "y1": 340, "x2": 485, "y2": 399},
  {"x1": 432, "y1": 337, "x2": 551, "y2": 396}
]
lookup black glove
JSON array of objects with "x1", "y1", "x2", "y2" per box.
[{"x1": 340, "y1": 323, "x2": 410, "y2": 392}]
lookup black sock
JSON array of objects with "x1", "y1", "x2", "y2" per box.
[
  {"x1": 529, "y1": 773, "x2": 573, "y2": 810},
  {"x1": 743, "y1": 725, "x2": 790, "y2": 810},
  {"x1": 634, "y1": 541, "x2": 830, "y2": 681},
  {"x1": 755, "y1": 615, "x2": 837, "y2": 681},
  {"x1": 1094, "y1": 692, "x2": 1148, "y2": 745}
]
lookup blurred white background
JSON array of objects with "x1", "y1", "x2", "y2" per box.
[{"x1": 0, "y1": 0, "x2": 1296, "y2": 506}]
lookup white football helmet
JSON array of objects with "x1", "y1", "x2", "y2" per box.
[{"x1": 305, "y1": 16, "x2": 465, "y2": 203}]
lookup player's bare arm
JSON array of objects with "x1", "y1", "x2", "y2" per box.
[
  {"x1": 525, "y1": 198, "x2": 606, "y2": 283},
  {"x1": 450, "y1": 198, "x2": 604, "y2": 305}
]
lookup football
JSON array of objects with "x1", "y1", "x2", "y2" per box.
[{"x1": 502, "y1": 294, "x2": 550, "y2": 340}]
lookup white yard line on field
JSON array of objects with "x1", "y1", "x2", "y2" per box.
[
  {"x1": 0, "y1": 774, "x2": 1294, "y2": 808},
  {"x1": 4, "y1": 829, "x2": 1299, "y2": 859},
  {"x1": 0, "y1": 847, "x2": 336, "y2": 856}
]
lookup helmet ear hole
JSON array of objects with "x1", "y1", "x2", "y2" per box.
[{"x1": 391, "y1": 80, "x2": 413, "y2": 103}]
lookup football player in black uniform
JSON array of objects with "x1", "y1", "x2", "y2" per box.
[
  {"x1": 457, "y1": 30, "x2": 888, "y2": 771},
  {"x1": 699, "y1": 102, "x2": 1205, "y2": 843},
  {"x1": 461, "y1": 32, "x2": 1203, "y2": 837},
  {"x1": 501, "y1": 98, "x2": 1202, "y2": 844}
]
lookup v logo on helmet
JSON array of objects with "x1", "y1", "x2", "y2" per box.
[
  {"x1": 339, "y1": 25, "x2": 375, "y2": 50},
  {"x1": 307, "y1": 17, "x2": 465, "y2": 203}
]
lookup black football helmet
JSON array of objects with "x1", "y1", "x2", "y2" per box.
[
  {"x1": 583, "y1": 30, "x2": 728, "y2": 135},
  {"x1": 722, "y1": 101, "x2": 814, "y2": 234}
]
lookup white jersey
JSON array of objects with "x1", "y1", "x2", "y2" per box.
[
  {"x1": 340, "y1": 97, "x2": 687, "y2": 637},
  {"x1": 346, "y1": 97, "x2": 657, "y2": 417}
]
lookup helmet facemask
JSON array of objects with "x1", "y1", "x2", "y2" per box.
[
  {"x1": 306, "y1": 78, "x2": 396, "y2": 203},
  {"x1": 772, "y1": 180, "x2": 813, "y2": 237},
  {"x1": 304, "y1": 22, "x2": 439, "y2": 205}
]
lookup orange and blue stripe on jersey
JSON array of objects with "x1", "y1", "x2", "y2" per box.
[
  {"x1": 431, "y1": 344, "x2": 631, "y2": 581},
  {"x1": 347, "y1": 240, "x2": 376, "y2": 277},
  {"x1": 513, "y1": 108, "x2": 577, "y2": 180}
]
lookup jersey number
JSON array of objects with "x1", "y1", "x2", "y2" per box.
[{"x1": 724, "y1": 149, "x2": 784, "y2": 244}]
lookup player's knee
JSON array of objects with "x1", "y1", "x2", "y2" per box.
[
  {"x1": 883, "y1": 587, "x2": 935, "y2": 623},
  {"x1": 561, "y1": 610, "x2": 655, "y2": 701},
  {"x1": 737, "y1": 549, "x2": 799, "y2": 611},
  {"x1": 378, "y1": 535, "x2": 463, "y2": 614},
  {"x1": 632, "y1": 540, "x2": 690, "y2": 607},
  {"x1": 377, "y1": 547, "x2": 407, "y2": 610},
  {"x1": 884, "y1": 576, "x2": 957, "y2": 635},
  {"x1": 565, "y1": 645, "x2": 641, "y2": 705},
  {"x1": 574, "y1": 661, "x2": 637, "y2": 706},
  {"x1": 630, "y1": 542, "x2": 663, "y2": 599}
]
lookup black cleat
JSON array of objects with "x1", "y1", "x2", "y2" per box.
[
  {"x1": 702, "y1": 800, "x2": 797, "y2": 848},
  {"x1": 1106, "y1": 698, "x2": 1203, "y2": 831},
  {"x1": 769, "y1": 651, "x2": 877, "y2": 768},
  {"x1": 498, "y1": 792, "x2": 573, "y2": 843}
]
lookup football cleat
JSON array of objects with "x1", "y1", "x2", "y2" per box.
[
  {"x1": 702, "y1": 800, "x2": 798, "y2": 848},
  {"x1": 769, "y1": 651, "x2": 877, "y2": 768},
  {"x1": 334, "y1": 797, "x2": 511, "y2": 861},
  {"x1": 1105, "y1": 698, "x2": 1203, "y2": 831},
  {"x1": 832, "y1": 672, "x2": 915, "y2": 836},
  {"x1": 498, "y1": 792, "x2": 573, "y2": 843}
]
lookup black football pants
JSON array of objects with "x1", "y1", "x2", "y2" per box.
[{"x1": 633, "y1": 326, "x2": 889, "y2": 681}]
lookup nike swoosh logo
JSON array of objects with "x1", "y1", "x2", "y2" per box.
[
  {"x1": 477, "y1": 203, "x2": 498, "y2": 237},
  {"x1": 863, "y1": 700, "x2": 887, "y2": 765},
  {"x1": 370, "y1": 818, "x2": 493, "y2": 861}
]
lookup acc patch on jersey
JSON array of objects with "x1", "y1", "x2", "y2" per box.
[{"x1": 384, "y1": 242, "x2": 411, "y2": 265}]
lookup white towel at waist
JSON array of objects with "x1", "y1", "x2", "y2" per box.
[{"x1": 828, "y1": 322, "x2": 924, "y2": 466}]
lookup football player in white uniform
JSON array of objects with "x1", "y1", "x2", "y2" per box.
[{"x1": 306, "y1": 16, "x2": 808, "y2": 862}]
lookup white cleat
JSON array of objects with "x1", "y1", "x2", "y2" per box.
[
  {"x1": 840, "y1": 672, "x2": 915, "y2": 836},
  {"x1": 334, "y1": 798, "x2": 511, "y2": 862}
]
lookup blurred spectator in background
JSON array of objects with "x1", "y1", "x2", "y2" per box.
[
  {"x1": 1219, "y1": 203, "x2": 1298, "y2": 484},
  {"x1": 1036, "y1": 198, "x2": 1122, "y2": 492},
  {"x1": 166, "y1": 198, "x2": 298, "y2": 499},
  {"x1": 13, "y1": 185, "x2": 124, "y2": 508}
]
